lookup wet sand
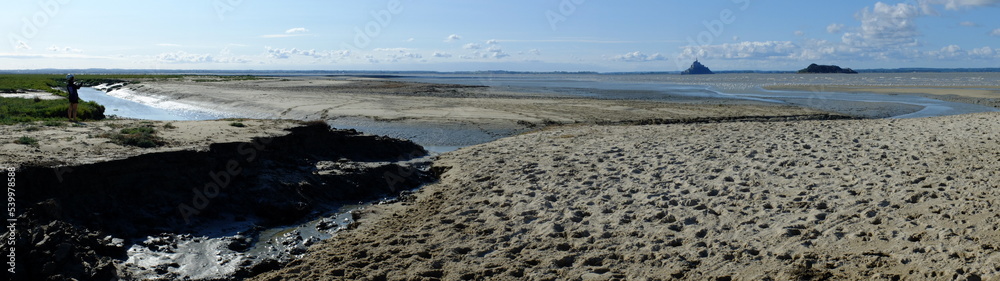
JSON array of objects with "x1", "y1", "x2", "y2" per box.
[
  {"x1": 117, "y1": 77, "x2": 833, "y2": 141},
  {"x1": 765, "y1": 85, "x2": 1000, "y2": 109},
  {"x1": 252, "y1": 112, "x2": 1000, "y2": 281}
]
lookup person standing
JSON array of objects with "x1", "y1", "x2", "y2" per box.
[{"x1": 66, "y1": 74, "x2": 81, "y2": 122}]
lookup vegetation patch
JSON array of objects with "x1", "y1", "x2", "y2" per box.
[
  {"x1": 1, "y1": 97, "x2": 105, "y2": 124},
  {"x1": 102, "y1": 126, "x2": 166, "y2": 148},
  {"x1": 229, "y1": 122, "x2": 246, "y2": 127},
  {"x1": 43, "y1": 120, "x2": 66, "y2": 127},
  {"x1": 1, "y1": 74, "x2": 184, "y2": 124},
  {"x1": 14, "y1": 136, "x2": 39, "y2": 147}
]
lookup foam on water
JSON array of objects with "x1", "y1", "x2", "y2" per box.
[{"x1": 84, "y1": 84, "x2": 234, "y2": 120}]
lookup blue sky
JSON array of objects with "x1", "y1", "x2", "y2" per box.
[{"x1": 2, "y1": 0, "x2": 999, "y2": 71}]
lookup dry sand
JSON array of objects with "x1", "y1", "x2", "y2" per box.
[
  {"x1": 0, "y1": 119, "x2": 302, "y2": 167},
  {"x1": 252, "y1": 112, "x2": 1000, "y2": 281}
]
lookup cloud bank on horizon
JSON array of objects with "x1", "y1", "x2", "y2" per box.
[{"x1": 2, "y1": 0, "x2": 999, "y2": 71}]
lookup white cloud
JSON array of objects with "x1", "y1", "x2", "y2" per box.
[
  {"x1": 486, "y1": 39, "x2": 499, "y2": 45},
  {"x1": 47, "y1": 45, "x2": 82, "y2": 53},
  {"x1": 471, "y1": 46, "x2": 510, "y2": 59},
  {"x1": 959, "y1": 21, "x2": 979, "y2": 27},
  {"x1": 373, "y1": 48, "x2": 423, "y2": 62},
  {"x1": 432, "y1": 52, "x2": 452, "y2": 58},
  {"x1": 262, "y1": 28, "x2": 310, "y2": 38},
  {"x1": 445, "y1": 34, "x2": 462, "y2": 42},
  {"x1": 156, "y1": 43, "x2": 182, "y2": 47},
  {"x1": 992, "y1": 28, "x2": 1000, "y2": 36},
  {"x1": 933, "y1": 44, "x2": 964, "y2": 58},
  {"x1": 265, "y1": 47, "x2": 327, "y2": 59},
  {"x1": 527, "y1": 49, "x2": 541, "y2": 55},
  {"x1": 463, "y1": 43, "x2": 482, "y2": 50},
  {"x1": 373, "y1": 47, "x2": 413, "y2": 52},
  {"x1": 611, "y1": 51, "x2": 668, "y2": 62},
  {"x1": 970, "y1": 46, "x2": 996, "y2": 57},
  {"x1": 156, "y1": 50, "x2": 250, "y2": 64},
  {"x1": 157, "y1": 51, "x2": 214, "y2": 63},
  {"x1": 826, "y1": 24, "x2": 845, "y2": 34},
  {"x1": 680, "y1": 41, "x2": 799, "y2": 60},
  {"x1": 842, "y1": 2, "x2": 920, "y2": 48},
  {"x1": 919, "y1": 0, "x2": 1000, "y2": 13},
  {"x1": 794, "y1": 31, "x2": 805, "y2": 36}
]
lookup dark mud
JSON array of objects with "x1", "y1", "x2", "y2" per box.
[{"x1": 6, "y1": 123, "x2": 434, "y2": 281}]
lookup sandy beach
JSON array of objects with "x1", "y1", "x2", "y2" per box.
[
  {"x1": 252, "y1": 112, "x2": 1000, "y2": 281},
  {"x1": 5, "y1": 76, "x2": 999, "y2": 280}
]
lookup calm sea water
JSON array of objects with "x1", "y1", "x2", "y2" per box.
[{"x1": 395, "y1": 72, "x2": 1000, "y2": 118}]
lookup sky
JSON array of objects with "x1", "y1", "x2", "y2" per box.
[{"x1": 2, "y1": 0, "x2": 1000, "y2": 72}]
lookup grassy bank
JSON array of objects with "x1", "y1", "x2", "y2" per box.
[
  {"x1": 0, "y1": 74, "x2": 184, "y2": 124},
  {"x1": 0, "y1": 97, "x2": 106, "y2": 124}
]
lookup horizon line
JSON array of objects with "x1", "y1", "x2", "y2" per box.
[{"x1": 4, "y1": 67, "x2": 1000, "y2": 75}]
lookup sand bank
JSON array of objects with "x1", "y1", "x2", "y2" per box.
[
  {"x1": 765, "y1": 85, "x2": 1000, "y2": 109},
  {"x1": 253, "y1": 112, "x2": 1000, "y2": 280},
  {"x1": 120, "y1": 77, "x2": 833, "y2": 131},
  {"x1": 0, "y1": 119, "x2": 300, "y2": 167}
]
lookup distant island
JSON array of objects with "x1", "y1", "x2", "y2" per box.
[
  {"x1": 798, "y1": 63, "x2": 858, "y2": 74},
  {"x1": 681, "y1": 60, "x2": 715, "y2": 75}
]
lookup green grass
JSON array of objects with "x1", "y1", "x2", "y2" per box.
[
  {"x1": 0, "y1": 74, "x2": 185, "y2": 124},
  {"x1": 14, "y1": 136, "x2": 39, "y2": 147},
  {"x1": 102, "y1": 126, "x2": 165, "y2": 148},
  {"x1": 43, "y1": 120, "x2": 66, "y2": 127},
  {"x1": 0, "y1": 97, "x2": 105, "y2": 124}
]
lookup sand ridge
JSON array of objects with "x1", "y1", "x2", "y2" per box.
[
  {"x1": 252, "y1": 112, "x2": 1000, "y2": 280},
  {"x1": 0, "y1": 119, "x2": 301, "y2": 167}
]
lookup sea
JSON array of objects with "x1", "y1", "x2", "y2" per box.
[{"x1": 391, "y1": 72, "x2": 1000, "y2": 119}]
